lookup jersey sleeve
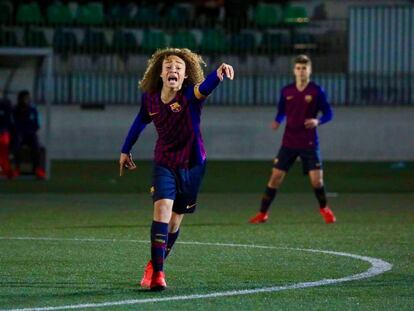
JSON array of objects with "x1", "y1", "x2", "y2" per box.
[
  {"x1": 274, "y1": 89, "x2": 286, "y2": 123},
  {"x1": 121, "y1": 94, "x2": 152, "y2": 154},
  {"x1": 317, "y1": 87, "x2": 333, "y2": 125},
  {"x1": 186, "y1": 70, "x2": 220, "y2": 103}
]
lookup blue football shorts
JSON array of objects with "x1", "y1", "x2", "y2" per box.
[
  {"x1": 151, "y1": 162, "x2": 206, "y2": 214},
  {"x1": 273, "y1": 146, "x2": 323, "y2": 175}
]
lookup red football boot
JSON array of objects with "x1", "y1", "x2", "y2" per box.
[
  {"x1": 150, "y1": 271, "x2": 167, "y2": 291},
  {"x1": 320, "y1": 207, "x2": 336, "y2": 224},
  {"x1": 35, "y1": 167, "x2": 46, "y2": 180},
  {"x1": 249, "y1": 212, "x2": 269, "y2": 224},
  {"x1": 140, "y1": 260, "x2": 153, "y2": 289}
]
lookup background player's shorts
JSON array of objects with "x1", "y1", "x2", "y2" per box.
[
  {"x1": 273, "y1": 146, "x2": 322, "y2": 175},
  {"x1": 151, "y1": 162, "x2": 206, "y2": 214}
]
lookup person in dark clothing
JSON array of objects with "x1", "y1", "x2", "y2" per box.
[
  {"x1": 0, "y1": 96, "x2": 15, "y2": 179},
  {"x1": 12, "y1": 90, "x2": 45, "y2": 179}
]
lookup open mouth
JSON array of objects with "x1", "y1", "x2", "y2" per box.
[{"x1": 167, "y1": 76, "x2": 178, "y2": 83}]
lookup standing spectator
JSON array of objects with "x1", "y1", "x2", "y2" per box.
[{"x1": 12, "y1": 90, "x2": 45, "y2": 179}]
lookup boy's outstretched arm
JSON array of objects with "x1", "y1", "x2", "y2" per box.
[
  {"x1": 193, "y1": 63, "x2": 234, "y2": 100},
  {"x1": 216, "y1": 63, "x2": 234, "y2": 81}
]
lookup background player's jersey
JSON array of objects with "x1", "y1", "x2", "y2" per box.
[
  {"x1": 275, "y1": 81, "x2": 333, "y2": 149},
  {"x1": 122, "y1": 71, "x2": 220, "y2": 169}
]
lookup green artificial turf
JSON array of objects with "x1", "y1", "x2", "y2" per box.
[
  {"x1": 0, "y1": 160, "x2": 413, "y2": 194},
  {"x1": 0, "y1": 192, "x2": 413, "y2": 310}
]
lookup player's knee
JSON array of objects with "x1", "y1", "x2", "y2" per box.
[
  {"x1": 153, "y1": 212, "x2": 170, "y2": 223},
  {"x1": 153, "y1": 201, "x2": 173, "y2": 222},
  {"x1": 311, "y1": 178, "x2": 323, "y2": 188}
]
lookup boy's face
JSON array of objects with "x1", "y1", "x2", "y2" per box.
[
  {"x1": 160, "y1": 55, "x2": 187, "y2": 90},
  {"x1": 293, "y1": 63, "x2": 311, "y2": 81}
]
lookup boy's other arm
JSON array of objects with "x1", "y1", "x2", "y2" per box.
[{"x1": 273, "y1": 90, "x2": 286, "y2": 130}]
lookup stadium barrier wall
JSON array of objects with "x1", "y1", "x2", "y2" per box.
[{"x1": 38, "y1": 105, "x2": 414, "y2": 161}]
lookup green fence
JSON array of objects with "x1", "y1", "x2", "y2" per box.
[{"x1": 2, "y1": 2, "x2": 413, "y2": 105}]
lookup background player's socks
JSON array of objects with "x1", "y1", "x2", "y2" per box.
[
  {"x1": 260, "y1": 186, "x2": 277, "y2": 213},
  {"x1": 165, "y1": 229, "x2": 180, "y2": 259},
  {"x1": 151, "y1": 221, "x2": 168, "y2": 272},
  {"x1": 314, "y1": 186, "x2": 328, "y2": 208}
]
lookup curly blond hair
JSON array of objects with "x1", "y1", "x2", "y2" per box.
[{"x1": 139, "y1": 48, "x2": 206, "y2": 93}]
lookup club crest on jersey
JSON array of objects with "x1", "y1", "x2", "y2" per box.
[
  {"x1": 170, "y1": 102, "x2": 182, "y2": 112},
  {"x1": 286, "y1": 96, "x2": 294, "y2": 100},
  {"x1": 305, "y1": 95, "x2": 312, "y2": 103}
]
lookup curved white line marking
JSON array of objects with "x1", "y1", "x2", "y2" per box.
[{"x1": 0, "y1": 237, "x2": 392, "y2": 311}]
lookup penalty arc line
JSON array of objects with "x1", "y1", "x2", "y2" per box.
[{"x1": 0, "y1": 236, "x2": 393, "y2": 311}]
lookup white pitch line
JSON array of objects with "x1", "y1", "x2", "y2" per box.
[{"x1": 0, "y1": 236, "x2": 392, "y2": 311}]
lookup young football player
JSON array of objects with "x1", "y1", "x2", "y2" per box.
[{"x1": 120, "y1": 48, "x2": 234, "y2": 290}]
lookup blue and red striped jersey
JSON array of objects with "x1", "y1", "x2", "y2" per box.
[
  {"x1": 274, "y1": 81, "x2": 333, "y2": 149},
  {"x1": 122, "y1": 71, "x2": 220, "y2": 168}
]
